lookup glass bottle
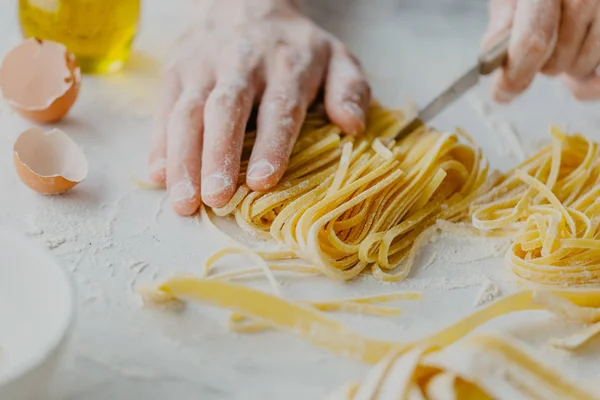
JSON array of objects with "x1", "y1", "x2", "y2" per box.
[{"x1": 19, "y1": 0, "x2": 141, "y2": 74}]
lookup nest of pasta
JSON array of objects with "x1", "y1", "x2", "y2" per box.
[
  {"x1": 471, "y1": 128, "x2": 600, "y2": 286},
  {"x1": 211, "y1": 102, "x2": 490, "y2": 282}
]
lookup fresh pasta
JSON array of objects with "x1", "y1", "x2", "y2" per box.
[
  {"x1": 143, "y1": 277, "x2": 600, "y2": 399},
  {"x1": 471, "y1": 127, "x2": 600, "y2": 286},
  {"x1": 213, "y1": 102, "x2": 490, "y2": 282},
  {"x1": 137, "y1": 101, "x2": 600, "y2": 398},
  {"x1": 212, "y1": 103, "x2": 600, "y2": 288}
]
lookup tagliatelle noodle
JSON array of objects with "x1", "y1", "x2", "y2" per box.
[
  {"x1": 211, "y1": 102, "x2": 489, "y2": 282},
  {"x1": 134, "y1": 103, "x2": 600, "y2": 397},
  {"x1": 548, "y1": 322, "x2": 600, "y2": 351},
  {"x1": 144, "y1": 277, "x2": 600, "y2": 399},
  {"x1": 469, "y1": 127, "x2": 600, "y2": 286}
]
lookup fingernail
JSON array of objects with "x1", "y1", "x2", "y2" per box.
[
  {"x1": 494, "y1": 88, "x2": 516, "y2": 103},
  {"x1": 247, "y1": 160, "x2": 275, "y2": 180},
  {"x1": 150, "y1": 158, "x2": 166, "y2": 176},
  {"x1": 169, "y1": 181, "x2": 196, "y2": 204},
  {"x1": 202, "y1": 173, "x2": 228, "y2": 196},
  {"x1": 343, "y1": 101, "x2": 365, "y2": 133}
]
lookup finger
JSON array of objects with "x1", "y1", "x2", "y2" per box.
[
  {"x1": 201, "y1": 43, "x2": 259, "y2": 208},
  {"x1": 482, "y1": 0, "x2": 517, "y2": 49},
  {"x1": 569, "y1": 7, "x2": 600, "y2": 78},
  {"x1": 247, "y1": 45, "x2": 327, "y2": 191},
  {"x1": 562, "y1": 74, "x2": 600, "y2": 100},
  {"x1": 324, "y1": 43, "x2": 370, "y2": 136},
  {"x1": 543, "y1": 0, "x2": 599, "y2": 75},
  {"x1": 492, "y1": 0, "x2": 560, "y2": 103},
  {"x1": 149, "y1": 70, "x2": 181, "y2": 183},
  {"x1": 167, "y1": 83, "x2": 213, "y2": 216}
]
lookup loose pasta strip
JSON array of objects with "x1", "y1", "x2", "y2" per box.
[
  {"x1": 141, "y1": 277, "x2": 600, "y2": 399},
  {"x1": 548, "y1": 323, "x2": 600, "y2": 351}
]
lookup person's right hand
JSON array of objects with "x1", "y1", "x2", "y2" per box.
[
  {"x1": 148, "y1": 0, "x2": 370, "y2": 216},
  {"x1": 483, "y1": 0, "x2": 600, "y2": 102}
]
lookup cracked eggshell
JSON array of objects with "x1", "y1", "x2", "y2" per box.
[
  {"x1": 14, "y1": 127, "x2": 88, "y2": 194},
  {"x1": 0, "y1": 38, "x2": 80, "y2": 123}
]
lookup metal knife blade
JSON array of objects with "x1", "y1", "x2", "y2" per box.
[{"x1": 394, "y1": 32, "x2": 510, "y2": 140}]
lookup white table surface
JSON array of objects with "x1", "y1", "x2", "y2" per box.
[{"x1": 1, "y1": 1, "x2": 600, "y2": 399}]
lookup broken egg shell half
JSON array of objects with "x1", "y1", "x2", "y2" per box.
[
  {"x1": 14, "y1": 127, "x2": 88, "y2": 195},
  {"x1": 0, "y1": 38, "x2": 80, "y2": 124}
]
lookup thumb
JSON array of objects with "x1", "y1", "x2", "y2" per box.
[{"x1": 482, "y1": 0, "x2": 517, "y2": 50}]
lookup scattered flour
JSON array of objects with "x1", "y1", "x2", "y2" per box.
[
  {"x1": 45, "y1": 236, "x2": 67, "y2": 249},
  {"x1": 467, "y1": 94, "x2": 526, "y2": 163},
  {"x1": 473, "y1": 279, "x2": 501, "y2": 306},
  {"x1": 430, "y1": 236, "x2": 511, "y2": 265},
  {"x1": 23, "y1": 213, "x2": 44, "y2": 236}
]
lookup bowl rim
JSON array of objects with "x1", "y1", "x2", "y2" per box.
[{"x1": 0, "y1": 228, "x2": 74, "y2": 389}]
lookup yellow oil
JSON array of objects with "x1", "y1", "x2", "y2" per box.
[{"x1": 19, "y1": 0, "x2": 140, "y2": 74}]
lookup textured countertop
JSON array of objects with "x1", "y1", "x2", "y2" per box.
[{"x1": 1, "y1": 1, "x2": 600, "y2": 399}]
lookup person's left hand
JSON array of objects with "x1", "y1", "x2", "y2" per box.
[{"x1": 483, "y1": 0, "x2": 600, "y2": 102}]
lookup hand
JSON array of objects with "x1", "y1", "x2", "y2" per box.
[
  {"x1": 483, "y1": 0, "x2": 600, "y2": 102},
  {"x1": 148, "y1": 0, "x2": 370, "y2": 216}
]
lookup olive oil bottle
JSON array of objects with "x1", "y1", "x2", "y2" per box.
[{"x1": 19, "y1": 0, "x2": 141, "y2": 73}]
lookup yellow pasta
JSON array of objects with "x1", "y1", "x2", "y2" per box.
[
  {"x1": 136, "y1": 102, "x2": 600, "y2": 398},
  {"x1": 471, "y1": 128, "x2": 600, "y2": 286},
  {"x1": 143, "y1": 277, "x2": 600, "y2": 399},
  {"x1": 213, "y1": 102, "x2": 489, "y2": 282}
]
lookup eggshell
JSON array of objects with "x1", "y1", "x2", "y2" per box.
[
  {"x1": 0, "y1": 38, "x2": 80, "y2": 123},
  {"x1": 14, "y1": 127, "x2": 88, "y2": 194}
]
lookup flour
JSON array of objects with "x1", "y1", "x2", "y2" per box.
[
  {"x1": 153, "y1": 193, "x2": 167, "y2": 225},
  {"x1": 23, "y1": 213, "x2": 44, "y2": 236},
  {"x1": 473, "y1": 279, "x2": 501, "y2": 307},
  {"x1": 467, "y1": 94, "x2": 526, "y2": 163},
  {"x1": 128, "y1": 260, "x2": 147, "y2": 270},
  {"x1": 428, "y1": 236, "x2": 511, "y2": 265},
  {"x1": 77, "y1": 351, "x2": 162, "y2": 381},
  {"x1": 496, "y1": 121, "x2": 526, "y2": 162},
  {"x1": 45, "y1": 236, "x2": 67, "y2": 249},
  {"x1": 126, "y1": 260, "x2": 151, "y2": 290}
]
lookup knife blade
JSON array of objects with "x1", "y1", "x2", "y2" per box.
[{"x1": 394, "y1": 31, "x2": 510, "y2": 139}]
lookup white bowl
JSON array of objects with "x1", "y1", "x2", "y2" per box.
[{"x1": 0, "y1": 228, "x2": 74, "y2": 400}]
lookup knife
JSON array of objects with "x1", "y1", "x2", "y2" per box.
[{"x1": 394, "y1": 32, "x2": 510, "y2": 139}]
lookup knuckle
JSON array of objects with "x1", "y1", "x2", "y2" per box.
[
  {"x1": 222, "y1": 39, "x2": 259, "y2": 66},
  {"x1": 521, "y1": 33, "x2": 551, "y2": 58},
  {"x1": 309, "y1": 31, "x2": 330, "y2": 52},
  {"x1": 277, "y1": 45, "x2": 316, "y2": 84},
  {"x1": 267, "y1": 88, "x2": 303, "y2": 116},
  {"x1": 170, "y1": 89, "x2": 207, "y2": 122},
  {"x1": 279, "y1": 46, "x2": 311, "y2": 73},
  {"x1": 569, "y1": 0, "x2": 594, "y2": 13},
  {"x1": 208, "y1": 76, "x2": 251, "y2": 109}
]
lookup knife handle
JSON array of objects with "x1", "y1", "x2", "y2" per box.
[{"x1": 478, "y1": 31, "x2": 510, "y2": 75}]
